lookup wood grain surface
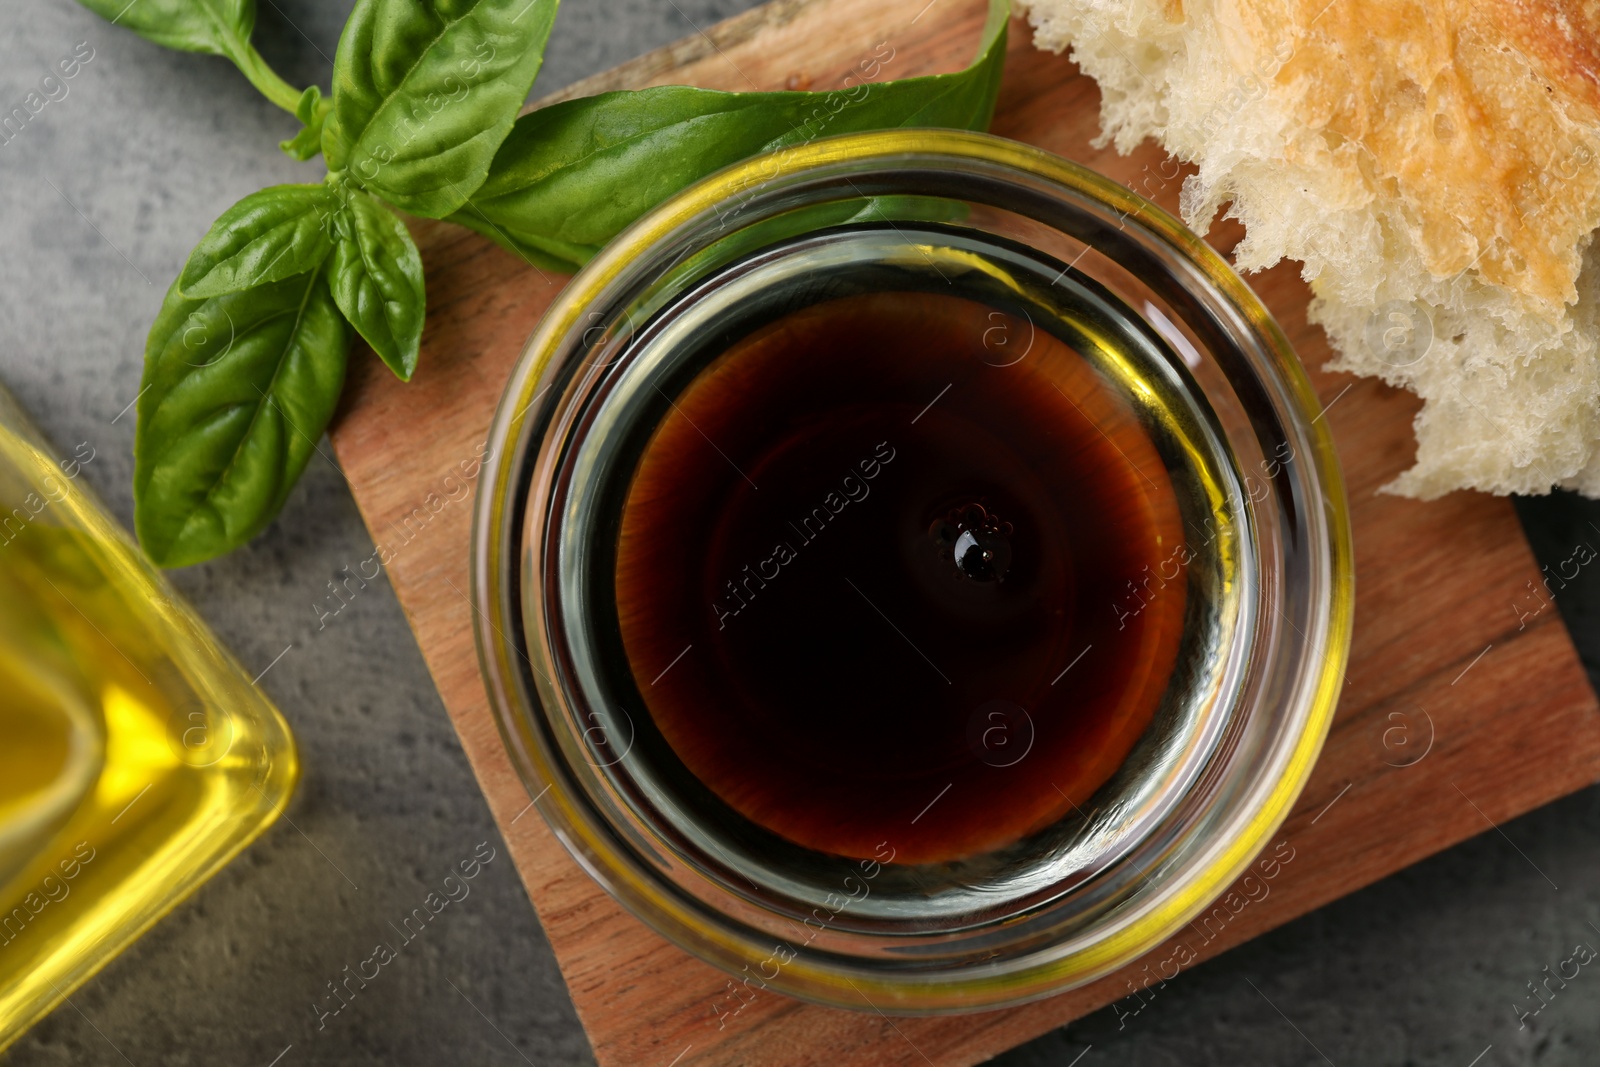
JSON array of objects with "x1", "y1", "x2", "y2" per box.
[{"x1": 325, "y1": 1, "x2": 1600, "y2": 1063}]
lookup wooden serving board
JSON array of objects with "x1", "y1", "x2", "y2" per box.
[{"x1": 326, "y1": 1, "x2": 1600, "y2": 1063}]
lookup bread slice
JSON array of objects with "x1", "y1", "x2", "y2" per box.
[{"x1": 1018, "y1": 0, "x2": 1600, "y2": 497}]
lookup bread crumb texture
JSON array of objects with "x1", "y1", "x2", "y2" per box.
[{"x1": 1018, "y1": 0, "x2": 1600, "y2": 497}]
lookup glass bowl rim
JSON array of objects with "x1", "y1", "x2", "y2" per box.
[{"x1": 470, "y1": 127, "x2": 1355, "y2": 1013}]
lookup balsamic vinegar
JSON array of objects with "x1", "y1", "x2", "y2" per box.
[{"x1": 612, "y1": 289, "x2": 1189, "y2": 864}]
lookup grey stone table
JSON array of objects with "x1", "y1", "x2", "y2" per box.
[{"x1": 1, "y1": 2, "x2": 1596, "y2": 1064}]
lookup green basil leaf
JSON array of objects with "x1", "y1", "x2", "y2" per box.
[
  {"x1": 73, "y1": 0, "x2": 255, "y2": 57},
  {"x1": 281, "y1": 85, "x2": 332, "y2": 161},
  {"x1": 448, "y1": 0, "x2": 1006, "y2": 263},
  {"x1": 178, "y1": 184, "x2": 339, "y2": 298},
  {"x1": 135, "y1": 265, "x2": 349, "y2": 567},
  {"x1": 323, "y1": 0, "x2": 560, "y2": 218},
  {"x1": 328, "y1": 191, "x2": 425, "y2": 380},
  {"x1": 447, "y1": 205, "x2": 588, "y2": 273},
  {"x1": 280, "y1": 124, "x2": 324, "y2": 161}
]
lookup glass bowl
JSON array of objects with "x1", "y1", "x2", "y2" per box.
[{"x1": 471, "y1": 129, "x2": 1353, "y2": 1013}]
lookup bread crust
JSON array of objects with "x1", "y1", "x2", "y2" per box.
[
  {"x1": 1223, "y1": 0, "x2": 1600, "y2": 312},
  {"x1": 1021, "y1": 0, "x2": 1600, "y2": 497},
  {"x1": 1498, "y1": 0, "x2": 1600, "y2": 111}
]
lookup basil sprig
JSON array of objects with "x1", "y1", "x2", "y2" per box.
[
  {"x1": 126, "y1": 0, "x2": 556, "y2": 566},
  {"x1": 79, "y1": 0, "x2": 1010, "y2": 566}
]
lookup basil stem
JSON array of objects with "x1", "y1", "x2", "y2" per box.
[
  {"x1": 73, "y1": 0, "x2": 309, "y2": 116},
  {"x1": 229, "y1": 39, "x2": 305, "y2": 114}
]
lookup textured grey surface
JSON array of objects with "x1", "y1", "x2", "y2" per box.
[{"x1": 0, "y1": 1, "x2": 1597, "y2": 1064}]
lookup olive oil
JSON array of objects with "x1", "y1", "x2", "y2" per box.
[{"x1": 0, "y1": 388, "x2": 297, "y2": 1050}]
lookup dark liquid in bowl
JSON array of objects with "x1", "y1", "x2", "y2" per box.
[{"x1": 614, "y1": 290, "x2": 1187, "y2": 864}]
